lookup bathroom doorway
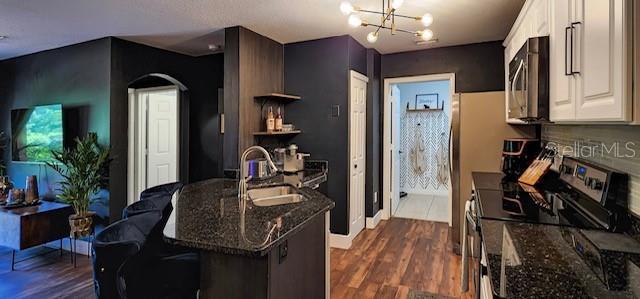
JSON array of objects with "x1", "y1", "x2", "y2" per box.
[{"x1": 383, "y1": 74, "x2": 455, "y2": 224}]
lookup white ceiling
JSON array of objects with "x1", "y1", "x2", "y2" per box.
[{"x1": 0, "y1": 0, "x2": 524, "y2": 60}]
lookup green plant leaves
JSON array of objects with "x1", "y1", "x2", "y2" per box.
[{"x1": 46, "y1": 132, "x2": 111, "y2": 216}]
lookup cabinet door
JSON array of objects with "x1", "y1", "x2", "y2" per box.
[
  {"x1": 574, "y1": 0, "x2": 630, "y2": 121},
  {"x1": 549, "y1": 0, "x2": 575, "y2": 121}
]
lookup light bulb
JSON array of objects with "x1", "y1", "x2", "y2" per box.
[
  {"x1": 391, "y1": 0, "x2": 404, "y2": 9},
  {"x1": 348, "y1": 14, "x2": 363, "y2": 27},
  {"x1": 367, "y1": 32, "x2": 379, "y2": 43},
  {"x1": 340, "y1": 2, "x2": 355, "y2": 15},
  {"x1": 421, "y1": 13, "x2": 433, "y2": 27},
  {"x1": 419, "y1": 29, "x2": 433, "y2": 41}
]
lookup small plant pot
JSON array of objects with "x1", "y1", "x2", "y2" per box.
[{"x1": 69, "y1": 212, "x2": 96, "y2": 238}]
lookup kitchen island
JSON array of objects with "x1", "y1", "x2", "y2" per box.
[{"x1": 163, "y1": 171, "x2": 334, "y2": 299}]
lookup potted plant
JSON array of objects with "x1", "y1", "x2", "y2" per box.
[
  {"x1": 0, "y1": 132, "x2": 11, "y2": 202},
  {"x1": 47, "y1": 132, "x2": 110, "y2": 238}
]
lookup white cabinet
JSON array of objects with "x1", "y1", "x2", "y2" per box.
[
  {"x1": 549, "y1": 0, "x2": 634, "y2": 122},
  {"x1": 574, "y1": 0, "x2": 632, "y2": 121},
  {"x1": 504, "y1": 0, "x2": 551, "y2": 123},
  {"x1": 504, "y1": 0, "x2": 550, "y2": 62},
  {"x1": 507, "y1": 0, "x2": 634, "y2": 123},
  {"x1": 549, "y1": 0, "x2": 576, "y2": 121}
]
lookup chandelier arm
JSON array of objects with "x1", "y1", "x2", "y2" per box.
[
  {"x1": 375, "y1": 25, "x2": 416, "y2": 35},
  {"x1": 357, "y1": 9, "x2": 420, "y2": 20}
]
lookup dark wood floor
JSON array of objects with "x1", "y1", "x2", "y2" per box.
[
  {"x1": 0, "y1": 218, "x2": 471, "y2": 299},
  {"x1": 0, "y1": 246, "x2": 94, "y2": 299},
  {"x1": 331, "y1": 218, "x2": 473, "y2": 299}
]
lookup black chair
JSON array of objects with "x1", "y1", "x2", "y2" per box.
[
  {"x1": 112, "y1": 182, "x2": 199, "y2": 298},
  {"x1": 122, "y1": 199, "x2": 158, "y2": 219},
  {"x1": 92, "y1": 211, "x2": 162, "y2": 298},
  {"x1": 144, "y1": 252, "x2": 200, "y2": 299},
  {"x1": 124, "y1": 182, "x2": 185, "y2": 257}
]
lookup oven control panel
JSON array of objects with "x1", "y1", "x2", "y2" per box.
[{"x1": 559, "y1": 157, "x2": 610, "y2": 204}]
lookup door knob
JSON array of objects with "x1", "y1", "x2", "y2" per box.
[{"x1": 354, "y1": 164, "x2": 358, "y2": 169}]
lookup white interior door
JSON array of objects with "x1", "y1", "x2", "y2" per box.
[
  {"x1": 349, "y1": 70, "x2": 367, "y2": 238},
  {"x1": 390, "y1": 85, "x2": 401, "y2": 215},
  {"x1": 146, "y1": 88, "x2": 179, "y2": 188}
]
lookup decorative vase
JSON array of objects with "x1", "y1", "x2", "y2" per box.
[
  {"x1": 69, "y1": 211, "x2": 95, "y2": 238},
  {"x1": 0, "y1": 176, "x2": 12, "y2": 203},
  {"x1": 25, "y1": 175, "x2": 39, "y2": 204}
]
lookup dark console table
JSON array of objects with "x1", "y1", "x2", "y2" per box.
[{"x1": 0, "y1": 201, "x2": 74, "y2": 270}]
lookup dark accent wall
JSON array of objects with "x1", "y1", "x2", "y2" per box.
[
  {"x1": 284, "y1": 35, "x2": 367, "y2": 235},
  {"x1": 366, "y1": 49, "x2": 382, "y2": 217},
  {"x1": 381, "y1": 41, "x2": 505, "y2": 92},
  {"x1": 0, "y1": 38, "x2": 112, "y2": 222},
  {"x1": 0, "y1": 37, "x2": 225, "y2": 223},
  {"x1": 223, "y1": 27, "x2": 240, "y2": 170},
  {"x1": 110, "y1": 38, "x2": 224, "y2": 221}
]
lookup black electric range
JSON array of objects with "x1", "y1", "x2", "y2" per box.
[
  {"x1": 475, "y1": 181, "x2": 606, "y2": 230},
  {"x1": 470, "y1": 157, "x2": 640, "y2": 298}
]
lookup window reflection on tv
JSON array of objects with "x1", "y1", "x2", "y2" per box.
[{"x1": 11, "y1": 104, "x2": 64, "y2": 163}]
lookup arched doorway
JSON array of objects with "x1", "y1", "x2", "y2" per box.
[{"x1": 126, "y1": 74, "x2": 189, "y2": 206}]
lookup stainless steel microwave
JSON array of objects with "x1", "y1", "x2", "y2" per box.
[{"x1": 508, "y1": 36, "x2": 549, "y2": 122}]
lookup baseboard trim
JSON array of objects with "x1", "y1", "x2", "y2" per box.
[
  {"x1": 330, "y1": 233, "x2": 353, "y2": 249},
  {"x1": 366, "y1": 210, "x2": 382, "y2": 229}
]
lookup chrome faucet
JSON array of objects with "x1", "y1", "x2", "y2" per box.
[{"x1": 238, "y1": 146, "x2": 278, "y2": 201}]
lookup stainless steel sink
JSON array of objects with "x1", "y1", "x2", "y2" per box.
[{"x1": 247, "y1": 185, "x2": 306, "y2": 207}]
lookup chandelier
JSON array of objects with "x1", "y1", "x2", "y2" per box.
[{"x1": 340, "y1": 0, "x2": 434, "y2": 43}]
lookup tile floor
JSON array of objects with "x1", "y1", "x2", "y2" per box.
[{"x1": 394, "y1": 193, "x2": 449, "y2": 223}]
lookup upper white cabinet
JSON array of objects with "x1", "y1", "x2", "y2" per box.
[
  {"x1": 504, "y1": 0, "x2": 550, "y2": 124},
  {"x1": 504, "y1": 0, "x2": 550, "y2": 62},
  {"x1": 549, "y1": 0, "x2": 576, "y2": 121},
  {"x1": 506, "y1": 0, "x2": 635, "y2": 123},
  {"x1": 573, "y1": 0, "x2": 632, "y2": 121}
]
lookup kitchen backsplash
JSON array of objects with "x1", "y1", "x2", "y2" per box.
[{"x1": 542, "y1": 125, "x2": 640, "y2": 216}]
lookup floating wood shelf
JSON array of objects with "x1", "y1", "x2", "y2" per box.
[
  {"x1": 252, "y1": 130, "x2": 301, "y2": 136},
  {"x1": 406, "y1": 108, "x2": 444, "y2": 112},
  {"x1": 254, "y1": 93, "x2": 301, "y2": 102}
]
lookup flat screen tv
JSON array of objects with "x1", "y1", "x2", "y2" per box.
[{"x1": 11, "y1": 104, "x2": 64, "y2": 163}]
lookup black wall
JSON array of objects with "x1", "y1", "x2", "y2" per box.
[
  {"x1": 0, "y1": 38, "x2": 112, "y2": 221},
  {"x1": 366, "y1": 49, "x2": 382, "y2": 217},
  {"x1": 284, "y1": 38, "x2": 504, "y2": 234},
  {"x1": 284, "y1": 35, "x2": 368, "y2": 235},
  {"x1": 110, "y1": 38, "x2": 224, "y2": 221},
  {"x1": 381, "y1": 41, "x2": 505, "y2": 92},
  {"x1": 0, "y1": 37, "x2": 224, "y2": 224}
]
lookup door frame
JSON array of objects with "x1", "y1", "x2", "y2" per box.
[
  {"x1": 382, "y1": 73, "x2": 456, "y2": 225},
  {"x1": 127, "y1": 86, "x2": 180, "y2": 205}
]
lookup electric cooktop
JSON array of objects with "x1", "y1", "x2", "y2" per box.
[{"x1": 475, "y1": 156, "x2": 629, "y2": 232}]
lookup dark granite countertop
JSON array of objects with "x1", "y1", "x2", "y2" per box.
[
  {"x1": 480, "y1": 219, "x2": 640, "y2": 298},
  {"x1": 471, "y1": 171, "x2": 507, "y2": 190},
  {"x1": 163, "y1": 172, "x2": 334, "y2": 257}
]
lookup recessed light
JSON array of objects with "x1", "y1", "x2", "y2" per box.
[{"x1": 208, "y1": 44, "x2": 219, "y2": 51}]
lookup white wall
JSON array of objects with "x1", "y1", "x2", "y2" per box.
[
  {"x1": 396, "y1": 80, "x2": 451, "y2": 195},
  {"x1": 398, "y1": 80, "x2": 451, "y2": 116}
]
